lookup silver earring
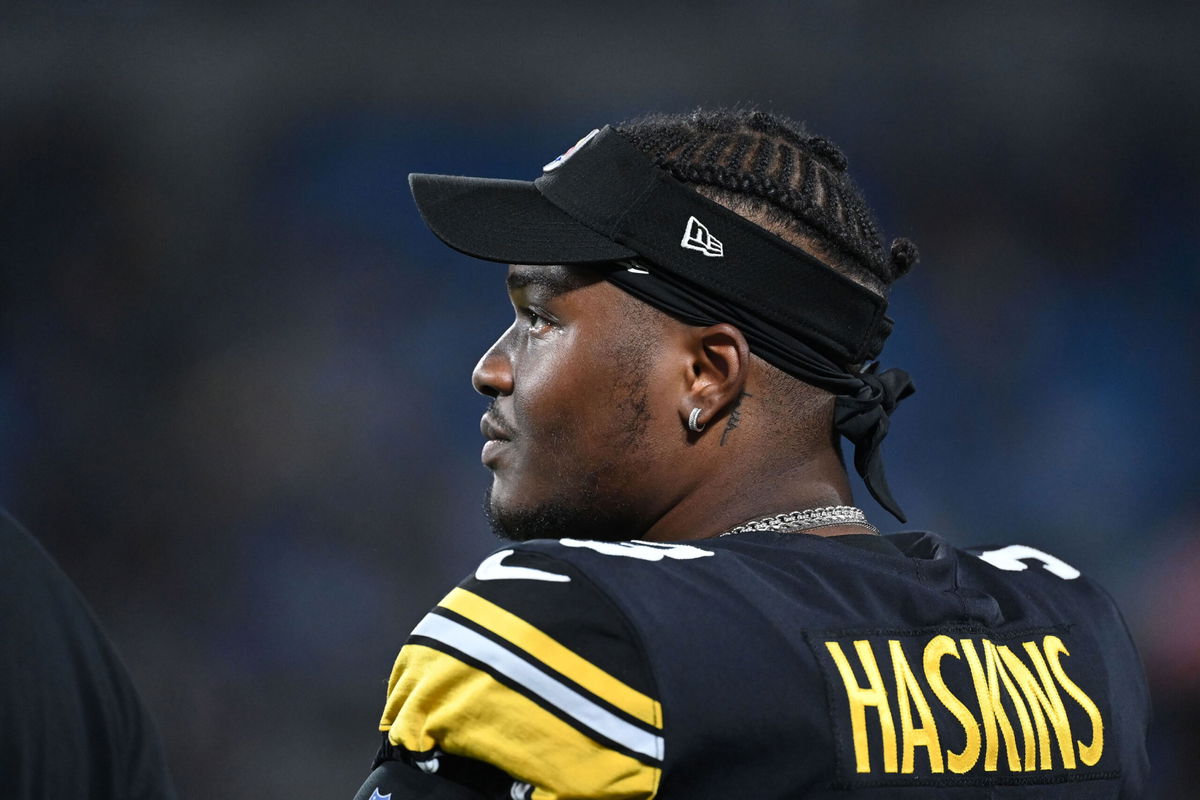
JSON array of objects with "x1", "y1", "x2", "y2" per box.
[{"x1": 688, "y1": 407, "x2": 705, "y2": 432}]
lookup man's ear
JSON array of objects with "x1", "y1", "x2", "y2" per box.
[{"x1": 678, "y1": 323, "x2": 750, "y2": 433}]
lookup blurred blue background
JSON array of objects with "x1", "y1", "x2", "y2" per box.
[{"x1": 1, "y1": 1, "x2": 1196, "y2": 796}]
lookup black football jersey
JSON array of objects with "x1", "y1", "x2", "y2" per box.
[{"x1": 368, "y1": 531, "x2": 1149, "y2": 798}]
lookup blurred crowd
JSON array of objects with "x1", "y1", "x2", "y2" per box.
[{"x1": 1, "y1": 2, "x2": 1196, "y2": 797}]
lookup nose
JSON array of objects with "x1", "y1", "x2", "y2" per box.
[{"x1": 471, "y1": 331, "x2": 514, "y2": 398}]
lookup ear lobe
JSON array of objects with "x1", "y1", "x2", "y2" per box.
[{"x1": 679, "y1": 323, "x2": 750, "y2": 428}]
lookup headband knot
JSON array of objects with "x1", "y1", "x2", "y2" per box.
[{"x1": 833, "y1": 364, "x2": 915, "y2": 522}]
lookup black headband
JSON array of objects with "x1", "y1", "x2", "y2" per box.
[{"x1": 535, "y1": 128, "x2": 894, "y2": 364}]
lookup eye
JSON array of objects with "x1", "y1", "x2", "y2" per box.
[{"x1": 522, "y1": 308, "x2": 554, "y2": 335}]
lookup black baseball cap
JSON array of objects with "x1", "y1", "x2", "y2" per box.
[{"x1": 408, "y1": 125, "x2": 892, "y2": 367}]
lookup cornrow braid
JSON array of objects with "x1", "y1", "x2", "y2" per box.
[{"x1": 616, "y1": 108, "x2": 917, "y2": 295}]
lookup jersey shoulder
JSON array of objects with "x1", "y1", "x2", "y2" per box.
[
  {"x1": 377, "y1": 541, "x2": 668, "y2": 800},
  {"x1": 953, "y1": 538, "x2": 1135, "y2": 624},
  {"x1": 890, "y1": 532, "x2": 1124, "y2": 611}
]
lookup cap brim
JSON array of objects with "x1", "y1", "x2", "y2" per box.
[{"x1": 409, "y1": 173, "x2": 637, "y2": 265}]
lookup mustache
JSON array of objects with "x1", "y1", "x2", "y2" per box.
[{"x1": 481, "y1": 401, "x2": 516, "y2": 440}]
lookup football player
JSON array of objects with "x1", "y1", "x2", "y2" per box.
[{"x1": 353, "y1": 110, "x2": 1149, "y2": 799}]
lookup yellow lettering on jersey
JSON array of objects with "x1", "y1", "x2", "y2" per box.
[
  {"x1": 889, "y1": 640, "x2": 944, "y2": 773},
  {"x1": 1043, "y1": 635, "x2": 1104, "y2": 766},
  {"x1": 924, "y1": 635, "x2": 981, "y2": 773},
  {"x1": 825, "y1": 633, "x2": 1107, "y2": 780},
  {"x1": 960, "y1": 639, "x2": 1023, "y2": 772},
  {"x1": 825, "y1": 640, "x2": 899, "y2": 773},
  {"x1": 983, "y1": 639, "x2": 1038, "y2": 771},
  {"x1": 996, "y1": 642, "x2": 1076, "y2": 769}
]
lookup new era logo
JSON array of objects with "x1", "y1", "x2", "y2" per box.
[{"x1": 680, "y1": 216, "x2": 723, "y2": 257}]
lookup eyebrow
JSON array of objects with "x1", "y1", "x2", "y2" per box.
[{"x1": 505, "y1": 269, "x2": 586, "y2": 296}]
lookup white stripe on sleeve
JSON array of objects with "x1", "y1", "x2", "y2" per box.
[{"x1": 411, "y1": 612, "x2": 664, "y2": 762}]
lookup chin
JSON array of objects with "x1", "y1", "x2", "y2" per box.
[
  {"x1": 482, "y1": 481, "x2": 640, "y2": 544},
  {"x1": 482, "y1": 483, "x2": 544, "y2": 542}
]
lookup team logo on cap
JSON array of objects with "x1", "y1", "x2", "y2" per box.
[
  {"x1": 542, "y1": 128, "x2": 601, "y2": 172},
  {"x1": 681, "y1": 216, "x2": 724, "y2": 257}
]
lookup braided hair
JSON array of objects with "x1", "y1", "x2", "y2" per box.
[{"x1": 615, "y1": 109, "x2": 917, "y2": 296}]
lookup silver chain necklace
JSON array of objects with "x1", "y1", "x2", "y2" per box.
[{"x1": 717, "y1": 505, "x2": 878, "y2": 537}]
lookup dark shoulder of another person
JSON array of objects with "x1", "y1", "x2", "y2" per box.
[{"x1": 0, "y1": 509, "x2": 177, "y2": 800}]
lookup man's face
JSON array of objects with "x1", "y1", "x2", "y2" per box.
[{"x1": 473, "y1": 264, "x2": 679, "y2": 542}]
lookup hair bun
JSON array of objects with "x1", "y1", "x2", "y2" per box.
[
  {"x1": 889, "y1": 237, "x2": 919, "y2": 278},
  {"x1": 804, "y1": 136, "x2": 849, "y2": 171}
]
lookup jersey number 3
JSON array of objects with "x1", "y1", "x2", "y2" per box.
[{"x1": 974, "y1": 544, "x2": 1081, "y2": 580}]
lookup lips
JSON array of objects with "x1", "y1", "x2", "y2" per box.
[
  {"x1": 480, "y1": 414, "x2": 515, "y2": 467},
  {"x1": 480, "y1": 415, "x2": 513, "y2": 442}
]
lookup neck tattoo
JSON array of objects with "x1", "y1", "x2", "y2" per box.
[
  {"x1": 716, "y1": 505, "x2": 878, "y2": 537},
  {"x1": 719, "y1": 391, "x2": 752, "y2": 446}
]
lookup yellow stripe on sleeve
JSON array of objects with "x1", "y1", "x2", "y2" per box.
[
  {"x1": 382, "y1": 644, "x2": 661, "y2": 800},
  {"x1": 439, "y1": 587, "x2": 662, "y2": 730}
]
